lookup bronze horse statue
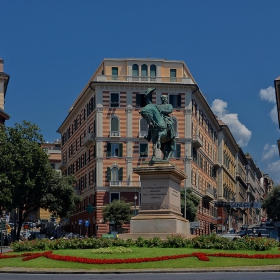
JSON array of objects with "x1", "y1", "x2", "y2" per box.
[{"x1": 139, "y1": 94, "x2": 176, "y2": 161}]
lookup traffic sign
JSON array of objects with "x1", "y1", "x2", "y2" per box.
[
  {"x1": 78, "y1": 220, "x2": 83, "y2": 225},
  {"x1": 85, "y1": 220, "x2": 90, "y2": 227}
]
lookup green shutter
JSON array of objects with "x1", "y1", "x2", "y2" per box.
[
  {"x1": 150, "y1": 64, "x2": 156, "y2": 77},
  {"x1": 107, "y1": 143, "x2": 111, "y2": 157},
  {"x1": 119, "y1": 167, "x2": 123, "y2": 181},
  {"x1": 107, "y1": 167, "x2": 111, "y2": 181},
  {"x1": 136, "y1": 93, "x2": 141, "y2": 107},
  {"x1": 176, "y1": 144, "x2": 181, "y2": 158},
  {"x1": 177, "y1": 95, "x2": 181, "y2": 108},
  {"x1": 119, "y1": 143, "x2": 123, "y2": 157}
]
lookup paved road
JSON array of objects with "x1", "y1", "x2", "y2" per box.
[{"x1": 1, "y1": 272, "x2": 280, "y2": 280}]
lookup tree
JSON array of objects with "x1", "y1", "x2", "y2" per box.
[
  {"x1": 102, "y1": 199, "x2": 132, "y2": 232},
  {"x1": 262, "y1": 185, "x2": 280, "y2": 222},
  {"x1": 0, "y1": 121, "x2": 80, "y2": 240},
  {"x1": 180, "y1": 188, "x2": 200, "y2": 221}
]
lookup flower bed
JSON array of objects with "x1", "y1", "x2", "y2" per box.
[{"x1": 2, "y1": 250, "x2": 280, "y2": 264}]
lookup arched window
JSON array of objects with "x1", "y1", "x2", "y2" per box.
[
  {"x1": 150, "y1": 64, "x2": 156, "y2": 77},
  {"x1": 111, "y1": 166, "x2": 119, "y2": 181},
  {"x1": 139, "y1": 118, "x2": 148, "y2": 137},
  {"x1": 141, "y1": 64, "x2": 148, "y2": 81},
  {"x1": 110, "y1": 116, "x2": 120, "y2": 137},
  {"x1": 132, "y1": 64, "x2": 139, "y2": 81}
]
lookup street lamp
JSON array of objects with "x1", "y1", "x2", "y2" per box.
[{"x1": 134, "y1": 194, "x2": 137, "y2": 216}]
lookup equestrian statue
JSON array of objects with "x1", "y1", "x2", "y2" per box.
[{"x1": 139, "y1": 87, "x2": 176, "y2": 162}]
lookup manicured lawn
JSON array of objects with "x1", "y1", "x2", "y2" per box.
[{"x1": 1, "y1": 247, "x2": 280, "y2": 270}]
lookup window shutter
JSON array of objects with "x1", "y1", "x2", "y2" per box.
[
  {"x1": 177, "y1": 94, "x2": 181, "y2": 108},
  {"x1": 107, "y1": 143, "x2": 111, "y2": 157},
  {"x1": 136, "y1": 94, "x2": 141, "y2": 107},
  {"x1": 118, "y1": 167, "x2": 123, "y2": 181},
  {"x1": 169, "y1": 95, "x2": 174, "y2": 106},
  {"x1": 107, "y1": 167, "x2": 111, "y2": 181},
  {"x1": 176, "y1": 144, "x2": 181, "y2": 158},
  {"x1": 119, "y1": 143, "x2": 123, "y2": 157}
]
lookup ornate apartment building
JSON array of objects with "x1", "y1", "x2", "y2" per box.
[
  {"x1": 57, "y1": 58, "x2": 271, "y2": 237},
  {"x1": 0, "y1": 58, "x2": 10, "y2": 125}
]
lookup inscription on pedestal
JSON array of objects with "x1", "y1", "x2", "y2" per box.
[{"x1": 142, "y1": 185, "x2": 168, "y2": 202}]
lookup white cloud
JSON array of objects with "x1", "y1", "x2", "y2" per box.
[
  {"x1": 266, "y1": 160, "x2": 280, "y2": 184},
  {"x1": 259, "y1": 86, "x2": 278, "y2": 124},
  {"x1": 262, "y1": 144, "x2": 278, "y2": 161},
  {"x1": 269, "y1": 104, "x2": 278, "y2": 124},
  {"x1": 259, "y1": 86, "x2": 276, "y2": 103},
  {"x1": 211, "y1": 99, "x2": 252, "y2": 147}
]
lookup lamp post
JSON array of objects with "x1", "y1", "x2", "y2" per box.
[{"x1": 134, "y1": 194, "x2": 137, "y2": 216}]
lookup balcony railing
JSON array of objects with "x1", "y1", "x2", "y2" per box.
[
  {"x1": 192, "y1": 134, "x2": 202, "y2": 149},
  {"x1": 109, "y1": 181, "x2": 141, "y2": 187},
  {"x1": 110, "y1": 131, "x2": 120, "y2": 137},
  {"x1": 202, "y1": 187, "x2": 217, "y2": 201},
  {"x1": 94, "y1": 75, "x2": 194, "y2": 84},
  {"x1": 83, "y1": 133, "x2": 95, "y2": 147},
  {"x1": 139, "y1": 131, "x2": 148, "y2": 138}
]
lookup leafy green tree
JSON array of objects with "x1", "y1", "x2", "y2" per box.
[
  {"x1": 0, "y1": 121, "x2": 80, "y2": 240},
  {"x1": 102, "y1": 199, "x2": 132, "y2": 232},
  {"x1": 262, "y1": 185, "x2": 280, "y2": 222},
  {"x1": 180, "y1": 188, "x2": 200, "y2": 221}
]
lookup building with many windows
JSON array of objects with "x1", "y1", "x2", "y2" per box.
[
  {"x1": 57, "y1": 58, "x2": 272, "y2": 237},
  {"x1": 0, "y1": 58, "x2": 10, "y2": 125}
]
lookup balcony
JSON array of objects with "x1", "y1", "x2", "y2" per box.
[
  {"x1": 94, "y1": 75, "x2": 194, "y2": 85},
  {"x1": 59, "y1": 161, "x2": 67, "y2": 170},
  {"x1": 192, "y1": 134, "x2": 202, "y2": 149},
  {"x1": 202, "y1": 187, "x2": 216, "y2": 201},
  {"x1": 139, "y1": 131, "x2": 148, "y2": 138},
  {"x1": 83, "y1": 133, "x2": 95, "y2": 147},
  {"x1": 109, "y1": 181, "x2": 141, "y2": 187},
  {"x1": 213, "y1": 161, "x2": 221, "y2": 170},
  {"x1": 110, "y1": 131, "x2": 120, "y2": 138}
]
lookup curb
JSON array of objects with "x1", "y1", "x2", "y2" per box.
[{"x1": 1, "y1": 266, "x2": 280, "y2": 274}]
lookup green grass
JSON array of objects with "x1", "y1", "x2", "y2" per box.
[{"x1": 1, "y1": 247, "x2": 280, "y2": 270}]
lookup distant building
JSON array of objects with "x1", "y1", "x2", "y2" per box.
[
  {"x1": 0, "y1": 58, "x2": 10, "y2": 125},
  {"x1": 39, "y1": 140, "x2": 62, "y2": 221},
  {"x1": 275, "y1": 77, "x2": 280, "y2": 154}
]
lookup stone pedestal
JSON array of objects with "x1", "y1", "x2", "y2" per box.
[{"x1": 119, "y1": 161, "x2": 191, "y2": 240}]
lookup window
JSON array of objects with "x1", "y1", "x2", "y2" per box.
[
  {"x1": 110, "y1": 116, "x2": 120, "y2": 137},
  {"x1": 174, "y1": 144, "x2": 181, "y2": 158},
  {"x1": 132, "y1": 64, "x2": 139, "y2": 81},
  {"x1": 139, "y1": 118, "x2": 148, "y2": 137},
  {"x1": 107, "y1": 166, "x2": 123, "y2": 184},
  {"x1": 172, "y1": 117, "x2": 178, "y2": 137},
  {"x1": 106, "y1": 143, "x2": 123, "y2": 157},
  {"x1": 170, "y1": 69, "x2": 176, "y2": 82},
  {"x1": 110, "y1": 93, "x2": 119, "y2": 107},
  {"x1": 169, "y1": 94, "x2": 181, "y2": 108},
  {"x1": 112, "y1": 67, "x2": 118, "y2": 80},
  {"x1": 150, "y1": 64, "x2": 156, "y2": 77},
  {"x1": 141, "y1": 64, "x2": 148, "y2": 81},
  {"x1": 139, "y1": 143, "x2": 148, "y2": 157},
  {"x1": 110, "y1": 192, "x2": 120, "y2": 202},
  {"x1": 136, "y1": 93, "x2": 147, "y2": 108}
]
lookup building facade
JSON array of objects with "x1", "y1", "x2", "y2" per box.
[
  {"x1": 0, "y1": 58, "x2": 10, "y2": 125},
  {"x1": 57, "y1": 58, "x2": 272, "y2": 237}
]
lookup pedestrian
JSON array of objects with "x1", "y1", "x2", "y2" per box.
[{"x1": 258, "y1": 231, "x2": 262, "y2": 237}]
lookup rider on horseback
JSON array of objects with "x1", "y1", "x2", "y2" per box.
[{"x1": 144, "y1": 88, "x2": 176, "y2": 140}]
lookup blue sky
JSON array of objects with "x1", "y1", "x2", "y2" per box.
[{"x1": 1, "y1": 1, "x2": 280, "y2": 182}]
